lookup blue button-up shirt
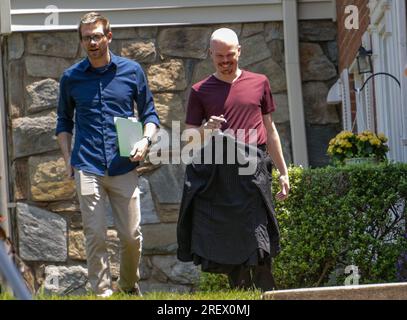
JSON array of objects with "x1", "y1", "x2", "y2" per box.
[{"x1": 56, "y1": 52, "x2": 160, "y2": 176}]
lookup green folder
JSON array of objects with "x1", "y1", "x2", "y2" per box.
[{"x1": 114, "y1": 117, "x2": 143, "y2": 157}]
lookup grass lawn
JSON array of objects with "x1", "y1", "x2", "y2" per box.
[{"x1": 0, "y1": 289, "x2": 262, "y2": 300}]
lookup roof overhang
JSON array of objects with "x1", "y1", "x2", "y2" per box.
[{"x1": 5, "y1": 0, "x2": 336, "y2": 33}]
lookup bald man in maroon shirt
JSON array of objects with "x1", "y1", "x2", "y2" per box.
[{"x1": 179, "y1": 28, "x2": 290, "y2": 291}]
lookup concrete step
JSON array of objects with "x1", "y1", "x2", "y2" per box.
[{"x1": 262, "y1": 282, "x2": 407, "y2": 300}]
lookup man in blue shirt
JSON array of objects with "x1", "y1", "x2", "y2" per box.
[{"x1": 56, "y1": 12, "x2": 159, "y2": 297}]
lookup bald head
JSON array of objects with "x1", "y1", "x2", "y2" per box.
[
  {"x1": 209, "y1": 28, "x2": 241, "y2": 79},
  {"x1": 210, "y1": 28, "x2": 240, "y2": 49}
]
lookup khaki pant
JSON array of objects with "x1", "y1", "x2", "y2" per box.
[{"x1": 74, "y1": 169, "x2": 142, "y2": 294}]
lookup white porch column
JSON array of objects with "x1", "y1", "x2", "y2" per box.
[
  {"x1": 283, "y1": 0, "x2": 309, "y2": 167},
  {"x1": 0, "y1": 0, "x2": 11, "y2": 35},
  {"x1": 0, "y1": 0, "x2": 11, "y2": 237},
  {"x1": 0, "y1": 38, "x2": 11, "y2": 237}
]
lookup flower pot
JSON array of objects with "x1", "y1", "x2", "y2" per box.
[{"x1": 344, "y1": 157, "x2": 379, "y2": 165}]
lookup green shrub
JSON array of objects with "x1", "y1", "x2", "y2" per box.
[
  {"x1": 272, "y1": 163, "x2": 407, "y2": 289},
  {"x1": 198, "y1": 272, "x2": 230, "y2": 292}
]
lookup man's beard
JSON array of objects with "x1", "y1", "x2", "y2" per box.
[
  {"x1": 87, "y1": 46, "x2": 107, "y2": 59},
  {"x1": 219, "y1": 63, "x2": 234, "y2": 74}
]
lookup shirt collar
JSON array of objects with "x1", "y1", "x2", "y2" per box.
[{"x1": 80, "y1": 51, "x2": 118, "y2": 72}]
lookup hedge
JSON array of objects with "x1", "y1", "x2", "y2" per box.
[{"x1": 272, "y1": 163, "x2": 407, "y2": 289}]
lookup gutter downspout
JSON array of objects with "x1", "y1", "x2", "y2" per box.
[
  {"x1": 0, "y1": 0, "x2": 11, "y2": 237},
  {"x1": 283, "y1": 0, "x2": 309, "y2": 167}
]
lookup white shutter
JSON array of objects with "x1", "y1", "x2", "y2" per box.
[
  {"x1": 363, "y1": 73, "x2": 376, "y2": 132},
  {"x1": 340, "y1": 69, "x2": 352, "y2": 131},
  {"x1": 354, "y1": 74, "x2": 367, "y2": 132},
  {"x1": 353, "y1": 32, "x2": 376, "y2": 133},
  {"x1": 354, "y1": 73, "x2": 375, "y2": 133},
  {"x1": 361, "y1": 32, "x2": 376, "y2": 132}
]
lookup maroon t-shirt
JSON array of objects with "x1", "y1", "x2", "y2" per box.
[{"x1": 185, "y1": 70, "x2": 276, "y2": 145}]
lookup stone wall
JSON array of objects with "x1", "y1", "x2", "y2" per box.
[{"x1": 5, "y1": 21, "x2": 340, "y2": 295}]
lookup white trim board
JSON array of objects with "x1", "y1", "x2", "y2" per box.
[{"x1": 7, "y1": 0, "x2": 335, "y2": 32}]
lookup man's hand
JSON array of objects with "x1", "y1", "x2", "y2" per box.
[
  {"x1": 130, "y1": 137, "x2": 149, "y2": 162},
  {"x1": 64, "y1": 157, "x2": 74, "y2": 180},
  {"x1": 203, "y1": 114, "x2": 227, "y2": 130},
  {"x1": 57, "y1": 133, "x2": 74, "y2": 180},
  {"x1": 276, "y1": 174, "x2": 290, "y2": 201}
]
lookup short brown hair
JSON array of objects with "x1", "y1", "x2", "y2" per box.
[{"x1": 78, "y1": 12, "x2": 111, "y2": 40}]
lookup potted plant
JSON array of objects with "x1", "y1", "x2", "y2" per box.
[{"x1": 327, "y1": 130, "x2": 389, "y2": 165}]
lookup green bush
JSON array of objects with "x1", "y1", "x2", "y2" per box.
[
  {"x1": 272, "y1": 163, "x2": 407, "y2": 289},
  {"x1": 198, "y1": 272, "x2": 230, "y2": 292}
]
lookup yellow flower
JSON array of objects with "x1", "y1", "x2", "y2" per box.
[
  {"x1": 378, "y1": 133, "x2": 388, "y2": 142},
  {"x1": 339, "y1": 131, "x2": 353, "y2": 139},
  {"x1": 369, "y1": 138, "x2": 381, "y2": 146},
  {"x1": 327, "y1": 130, "x2": 389, "y2": 164}
]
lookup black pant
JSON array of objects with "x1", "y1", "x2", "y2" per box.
[{"x1": 227, "y1": 259, "x2": 276, "y2": 291}]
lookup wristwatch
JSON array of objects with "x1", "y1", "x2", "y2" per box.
[{"x1": 143, "y1": 136, "x2": 152, "y2": 147}]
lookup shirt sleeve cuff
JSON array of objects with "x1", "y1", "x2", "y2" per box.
[
  {"x1": 142, "y1": 115, "x2": 160, "y2": 128},
  {"x1": 55, "y1": 123, "x2": 74, "y2": 136}
]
